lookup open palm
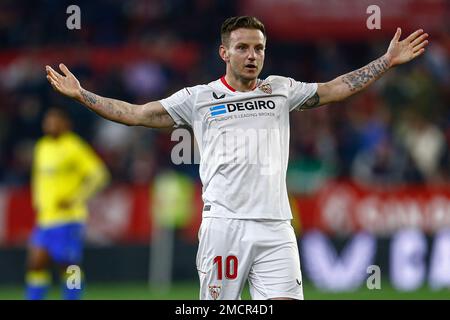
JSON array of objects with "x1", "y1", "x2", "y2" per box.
[
  {"x1": 45, "y1": 63, "x2": 81, "y2": 99},
  {"x1": 386, "y1": 28, "x2": 429, "y2": 67}
]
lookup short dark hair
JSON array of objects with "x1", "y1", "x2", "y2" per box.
[{"x1": 221, "y1": 16, "x2": 266, "y2": 46}]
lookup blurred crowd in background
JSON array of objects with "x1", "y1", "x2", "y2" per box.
[{"x1": 0, "y1": 0, "x2": 449, "y2": 193}]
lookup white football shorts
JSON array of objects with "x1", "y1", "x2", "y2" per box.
[{"x1": 196, "y1": 217, "x2": 304, "y2": 300}]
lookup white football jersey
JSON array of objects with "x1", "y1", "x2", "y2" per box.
[{"x1": 160, "y1": 76, "x2": 317, "y2": 220}]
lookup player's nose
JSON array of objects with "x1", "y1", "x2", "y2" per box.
[{"x1": 247, "y1": 48, "x2": 256, "y2": 60}]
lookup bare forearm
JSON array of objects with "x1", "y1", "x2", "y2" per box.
[
  {"x1": 45, "y1": 63, "x2": 174, "y2": 127},
  {"x1": 77, "y1": 88, "x2": 139, "y2": 126},
  {"x1": 342, "y1": 55, "x2": 390, "y2": 91},
  {"x1": 302, "y1": 55, "x2": 391, "y2": 109},
  {"x1": 335, "y1": 54, "x2": 390, "y2": 99},
  {"x1": 76, "y1": 88, "x2": 174, "y2": 128}
]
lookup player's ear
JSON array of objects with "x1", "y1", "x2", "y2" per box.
[{"x1": 219, "y1": 44, "x2": 229, "y2": 63}]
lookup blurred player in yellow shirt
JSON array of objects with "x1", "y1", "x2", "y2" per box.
[{"x1": 26, "y1": 107, "x2": 110, "y2": 300}]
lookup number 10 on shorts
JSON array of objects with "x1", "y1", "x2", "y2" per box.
[{"x1": 213, "y1": 255, "x2": 238, "y2": 280}]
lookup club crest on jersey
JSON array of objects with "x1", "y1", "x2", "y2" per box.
[
  {"x1": 209, "y1": 285, "x2": 221, "y2": 300},
  {"x1": 258, "y1": 83, "x2": 272, "y2": 94}
]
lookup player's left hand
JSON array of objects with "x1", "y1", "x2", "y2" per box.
[{"x1": 385, "y1": 28, "x2": 429, "y2": 67}]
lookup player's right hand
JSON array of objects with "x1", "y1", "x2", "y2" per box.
[{"x1": 45, "y1": 63, "x2": 82, "y2": 100}]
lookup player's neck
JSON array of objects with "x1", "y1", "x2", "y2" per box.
[
  {"x1": 223, "y1": 74, "x2": 258, "y2": 92},
  {"x1": 47, "y1": 130, "x2": 69, "y2": 139}
]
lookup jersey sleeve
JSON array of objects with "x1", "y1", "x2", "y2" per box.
[
  {"x1": 74, "y1": 138, "x2": 106, "y2": 176},
  {"x1": 159, "y1": 87, "x2": 195, "y2": 127},
  {"x1": 69, "y1": 135, "x2": 110, "y2": 203},
  {"x1": 286, "y1": 78, "x2": 318, "y2": 112},
  {"x1": 31, "y1": 140, "x2": 42, "y2": 211}
]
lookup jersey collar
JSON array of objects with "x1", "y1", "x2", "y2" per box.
[{"x1": 220, "y1": 76, "x2": 260, "y2": 92}]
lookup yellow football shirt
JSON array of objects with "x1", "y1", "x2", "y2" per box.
[{"x1": 32, "y1": 131, "x2": 109, "y2": 227}]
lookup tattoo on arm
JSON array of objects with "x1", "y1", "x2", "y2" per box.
[
  {"x1": 147, "y1": 110, "x2": 164, "y2": 123},
  {"x1": 78, "y1": 89, "x2": 172, "y2": 127},
  {"x1": 299, "y1": 92, "x2": 320, "y2": 110},
  {"x1": 79, "y1": 89, "x2": 129, "y2": 123},
  {"x1": 342, "y1": 56, "x2": 389, "y2": 92},
  {"x1": 80, "y1": 89, "x2": 98, "y2": 106}
]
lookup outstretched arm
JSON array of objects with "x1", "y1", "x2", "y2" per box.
[
  {"x1": 45, "y1": 64, "x2": 174, "y2": 128},
  {"x1": 300, "y1": 28, "x2": 429, "y2": 109}
]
